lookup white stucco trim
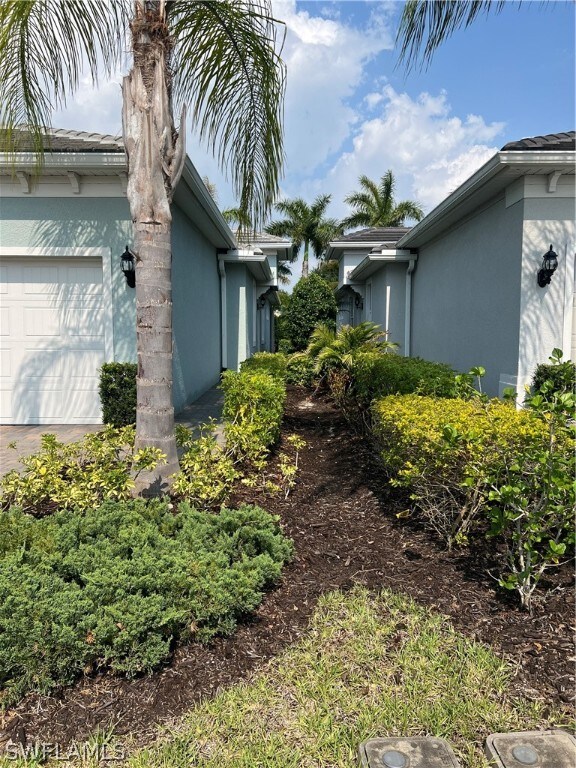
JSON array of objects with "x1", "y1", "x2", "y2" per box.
[
  {"x1": 221, "y1": 250, "x2": 274, "y2": 282},
  {"x1": 218, "y1": 258, "x2": 228, "y2": 370},
  {"x1": 349, "y1": 249, "x2": 414, "y2": 281},
  {"x1": 561, "y1": 245, "x2": 576, "y2": 356},
  {"x1": 0, "y1": 152, "x2": 127, "y2": 171},
  {"x1": 0, "y1": 245, "x2": 114, "y2": 363},
  {"x1": 404, "y1": 259, "x2": 416, "y2": 357}
]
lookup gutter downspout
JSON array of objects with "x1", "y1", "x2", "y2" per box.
[
  {"x1": 404, "y1": 258, "x2": 417, "y2": 356},
  {"x1": 218, "y1": 257, "x2": 227, "y2": 370}
]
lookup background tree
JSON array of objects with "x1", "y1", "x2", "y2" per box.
[
  {"x1": 283, "y1": 273, "x2": 337, "y2": 351},
  {"x1": 265, "y1": 194, "x2": 343, "y2": 277},
  {"x1": 0, "y1": 0, "x2": 285, "y2": 494},
  {"x1": 342, "y1": 171, "x2": 424, "y2": 230},
  {"x1": 397, "y1": 0, "x2": 539, "y2": 70}
]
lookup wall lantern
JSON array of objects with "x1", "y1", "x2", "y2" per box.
[
  {"x1": 257, "y1": 295, "x2": 267, "y2": 310},
  {"x1": 537, "y1": 245, "x2": 558, "y2": 288},
  {"x1": 121, "y1": 245, "x2": 136, "y2": 288},
  {"x1": 354, "y1": 293, "x2": 363, "y2": 310}
]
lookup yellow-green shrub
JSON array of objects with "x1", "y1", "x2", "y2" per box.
[
  {"x1": 221, "y1": 369, "x2": 286, "y2": 465},
  {"x1": 0, "y1": 426, "x2": 164, "y2": 516},
  {"x1": 372, "y1": 395, "x2": 547, "y2": 546}
]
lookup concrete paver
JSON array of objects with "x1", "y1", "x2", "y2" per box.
[{"x1": 0, "y1": 386, "x2": 224, "y2": 476}]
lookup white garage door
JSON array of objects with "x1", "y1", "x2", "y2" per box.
[{"x1": 0, "y1": 258, "x2": 105, "y2": 424}]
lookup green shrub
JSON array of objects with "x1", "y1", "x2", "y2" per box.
[
  {"x1": 531, "y1": 348, "x2": 575, "y2": 402},
  {"x1": 0, "y1": 500, "x2": 293, "y2": 704},
  {"x1": 221, "y1": 370, "x2": 286, "y2": 465},
  {"x1": 240, "y1": 352, "x2": 288, "y2": 381},
  {"x1": 99, "y1": 362, "x2": 137, "y2": 427},
  {"x1": 352, "y1": 351, "x2": 456, "y2": 408},
  {"x1": 283, "y1": 273, "x2": 337, "y2": 351},
  {"x1": 372, "y1": 395, "x2": 547, "y2": 546},
  {"x1": 0, "y1": 426, "x2": 164, "y2": 516},
  {"x1": 482, "y1": 356, "x2": 575, "y2": 609},
  {"x1": 285, "y1": 353, "x2": 316, "y2": 387}
]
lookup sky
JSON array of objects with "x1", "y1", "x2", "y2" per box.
[{"x1": 52, "y1": 0, "x2": 575, "y2": 279}]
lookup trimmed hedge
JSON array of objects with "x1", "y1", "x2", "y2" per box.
[
  {"x1": 0, "y1": 500, "x2": 293, "y2": 704},
  {"x1": 240, "y1": 352, "x2": 288, "y2": 380},
  {"x1": 221, "y1": 368, "x2": 286, "y2": 464},
  {"x1": 351, "y1": 351, "x2": 456, "y2": 406},
  {"x1": 99, "y1": 362, "x2": 137, "y2": 427}
]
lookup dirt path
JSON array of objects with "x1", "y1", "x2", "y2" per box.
[{"x1": 1, "y1": 387, "x2": 573, "y2": 751}]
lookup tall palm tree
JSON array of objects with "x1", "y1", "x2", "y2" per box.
[
  {"x1": 397, "y1": 0, "x2": 536, "y2": 71},
  {"x1": 342, "y1": 171, "x2": 424, "y2": 230},
  {"x1": 0, "y1": 0, "x2": 285, "y2": 494},
  {"x1": 265, "y1": 194, "x2": 343, "y2": 277}
]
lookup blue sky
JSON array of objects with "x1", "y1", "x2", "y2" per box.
[{"x1": 53, "y1": 0, "x2": 575, "y2": 273}]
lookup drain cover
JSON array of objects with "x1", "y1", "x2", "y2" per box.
[
  {"x1": 358, "y1": 737, "x2": 461, "y2": 767},
  {"x1": 485, "y1": 730, "x2": 576, "y2": 767}
]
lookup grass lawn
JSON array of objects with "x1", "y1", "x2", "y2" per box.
[{"x1": 124, "y1": 587, "x2": 562, "y2": 768}]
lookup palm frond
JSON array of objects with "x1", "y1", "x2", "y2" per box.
[
  {"x1": 397, "y1": 0, "x2": 508, "y2": 71},
  {"x1": 0, "y1": 0, "x2": 128, "y2": 159},
  {"x1": 170, "y1": 0, "x2": 286, "y2": 232}
]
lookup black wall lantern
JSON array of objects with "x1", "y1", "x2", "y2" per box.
[
  {"x1": 354, "y1": 293, "x2": 363, "y2": 310},
  {"x1": 121, "y1": 245, "x2": 136, "y2": 288},
  {"x1": 537, "y1": 245, "x2": 558, "y2": 288}
]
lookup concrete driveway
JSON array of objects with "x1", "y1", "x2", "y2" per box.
[{"x1": 0, "y1": 387, "x2": 224, "y2": 476}]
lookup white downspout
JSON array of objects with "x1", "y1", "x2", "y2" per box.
[
  {"x1": 404, "y1": 258, "x2": 417, "y2": 357},
  {"x1": 218, "y1": 257, "x2": 227, "y2": 370}
]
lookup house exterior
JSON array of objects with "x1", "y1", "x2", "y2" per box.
[
  {"x1": 0, "y1": 128, "x2": 282, "y2": 425},
  {"x1": 330, "y1": 132, "x2": 576, "y2": 398}
]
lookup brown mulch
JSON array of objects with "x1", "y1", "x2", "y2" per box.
[{"x1": 1, "y1": 387, "x2": 574, "y2": 751}]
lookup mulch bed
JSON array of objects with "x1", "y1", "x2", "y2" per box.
[{"x1": 1, "y1": 386, "x2": 574, "y2": 752}]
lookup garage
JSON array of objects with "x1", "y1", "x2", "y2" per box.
[{"x1": 0, "y1": 257, "x2": 107, "y2": 424}]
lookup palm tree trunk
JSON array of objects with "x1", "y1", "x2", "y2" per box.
[
  {"x1": 122, "y1": 0, "x2": 186, "y2": 495},
  {"x1": 302, "y1": 240, "x2": 309, "y2": 277}
]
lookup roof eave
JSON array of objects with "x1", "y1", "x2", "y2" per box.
[
  {"x1": 398, "y1": 150, "x2": 576, "y2": 249},
  {"x1": 348, "y1": 250, "x2": 415, "y2": 281}
]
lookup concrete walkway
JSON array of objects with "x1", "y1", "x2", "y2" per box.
[{"x1": 0, "y1": 387, "x2": 224, "y2": 476}]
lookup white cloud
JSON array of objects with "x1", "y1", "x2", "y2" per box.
[
  {"x1": 272, "y1": 0, "x2": 394, "y2": 178},
  {"x1": 326, "y1": 85, "x2": 505, "y2": 215}
]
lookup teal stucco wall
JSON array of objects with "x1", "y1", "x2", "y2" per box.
[{"x1": 171, "y1": 203, "x2": 221, "y2": 412}]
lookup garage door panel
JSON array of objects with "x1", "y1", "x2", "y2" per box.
[
  {"x1": 0, "y1": 258, "x2": 105, "y2": 424},
  {"x1": 0, "y1": 387, "x2": 12, "y2": 420},
  {"x1": 0, "y1": 307, "x2": 9, "y2": 334},
  {"x1": 12, "y1": 384, "x2": 63, "y2": 422},
  {"x1": 24, "y1": 307, "x2": 61, "y2": 336},
  {"x1": 23, "y1": 265, "x2": 60, "y2": 293},
  {"x1": 66, "y1": 307, "x2": 104, "y2": 337},
  {"x1": 0, "y1": 348, "x2": 11, "y2": 377}
]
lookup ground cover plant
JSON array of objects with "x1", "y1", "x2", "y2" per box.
[
  {"x1": 127, "y1": 588, "x2": 558, "y2": 768},
  {"x1": 0, "y1": 499, "x2": 293, "y2": 706}
]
